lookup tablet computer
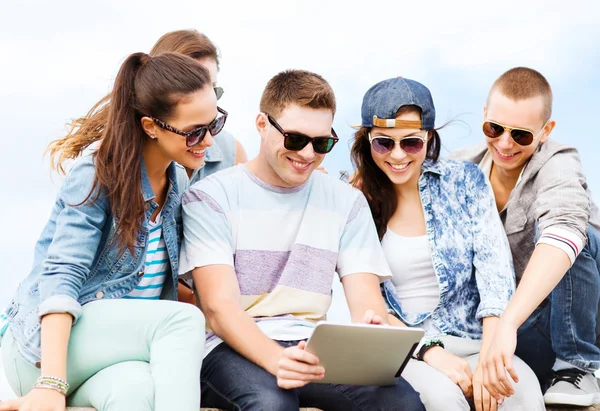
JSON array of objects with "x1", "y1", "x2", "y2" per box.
[{"x1": 305, "y1": 322, "x2": 423, "y2": 386}]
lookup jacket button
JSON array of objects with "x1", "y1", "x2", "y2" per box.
[
  {"x1": 35, "y1": 361, "x2": 41, "y2": 368},
  {"x1": 138, "y1": 271, "x2": 144, "y2": 278},
  {"x1": 96, "y1": 291, "x2": 105, "y2": 299}
]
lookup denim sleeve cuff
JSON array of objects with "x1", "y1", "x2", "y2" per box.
[
  {"x1": 476, "y1": 306, "x2": 504, "y2": 321},
  {"x1": 38, "y1": 295, "x2": 83, "y2": 324},
  {"x1": 537, "y1": 226, "x2": 584, "y2": 265}
]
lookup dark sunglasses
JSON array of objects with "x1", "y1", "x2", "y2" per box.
[
  {"x1": 482, "y1": 120, "x2": 546, "y2": 146},
  {"x1": 368, "y1": 133, "x2": 427, "y2": 155},
  {"x1": 266, "y1": 114, "x2": 339, "y2": 154},
  {"x1": 149, "y1": 107, "x2": 228, "y2": 147}
]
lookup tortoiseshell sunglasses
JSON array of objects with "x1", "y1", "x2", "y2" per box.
[{"x1": 149, "y1": 107, "x2": 228, "y2": 147}]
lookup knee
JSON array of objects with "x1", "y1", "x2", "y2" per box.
[
  {"x1": 501, "y1": 359, "x2": 545, "y2": 411},
  {"x1": 238, "y1": 389, "x2": 297, "y2": 411},
  {"x1": 417, "y1": 383, "x2": 467, "y2": 411},
  {"x1": 384, "y1": 378, "x2": 427, "y2": 411},
  {"x1": 100, "y1": 365, "x2": 154, "y2": 411},
  {"x1": 173, "y1": 303, "x2": 206, "y2": 336}
]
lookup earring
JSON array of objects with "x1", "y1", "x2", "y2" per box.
[{"x1": 149, "y1": 134, "x2": 156, "y2": 139}]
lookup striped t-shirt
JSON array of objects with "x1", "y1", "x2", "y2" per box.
[
  {"x1": 179, "y1": 164, "x2": 392, "y2": 357},
  {"x1": 124, "y1": 214, "x2": 168, "y2": 300}
]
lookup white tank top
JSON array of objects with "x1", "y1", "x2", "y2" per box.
[{"x1": 381, "y1": 229, "x2": 440, "y2": 315}]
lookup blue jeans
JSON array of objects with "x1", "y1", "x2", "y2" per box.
[
  {"x1": 516, "y1": 225, "x2": 600, "y2": 387},
  {"x1": 200, "y1": 340, "x2": 425, "y2": 411}
]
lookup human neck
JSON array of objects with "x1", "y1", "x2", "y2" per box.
[
  {"x1": 394, "y1": 178, "x2": 420, "y2": 202},
  {"x1": 142, "y1": 141, "x2": 171, "y2": 188},
  {"x1": 490, "y1": 162, "x2": 522, "y2": 191}
]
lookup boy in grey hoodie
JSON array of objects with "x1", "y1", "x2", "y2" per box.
[{"x1": 451, "y1": 67, "x2": 600, "y2": 407}]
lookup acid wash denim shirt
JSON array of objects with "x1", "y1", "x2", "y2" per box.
[
  {"x1": 4, "y1": 154, "x2": 188, "y2": 366},
  {"x1": 383, "y1": 158, "x2": 516, "y2": 339}
]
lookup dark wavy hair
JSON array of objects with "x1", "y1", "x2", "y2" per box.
[{"x1": 350, "y1": 105, "x2": 441, "y2": 240}]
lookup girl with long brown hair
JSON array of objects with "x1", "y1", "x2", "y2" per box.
[
  {"x1": 0, "y1": 51, "x2": 223, "y2": 411},
  {"x1": 46, "y1": 29, "x2": 246, "y2": 305},
  {"x1": 351, "y1": 77, "x2": 543, "y2": 411}
]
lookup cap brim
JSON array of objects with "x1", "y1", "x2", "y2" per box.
[{"x1": 350, "y1": 123, "x2": 363, "y2": 129}]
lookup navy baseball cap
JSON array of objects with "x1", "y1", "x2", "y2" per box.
[{"x1": 355, "y1": 77, "x2": 436, "y2": 130}]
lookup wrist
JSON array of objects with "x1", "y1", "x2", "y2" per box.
[
  {"x1": 422, "y1": 345, "x2": 445, "y2": 364},
  {"x1": 416, "y1": 339, "x2": 445, "y2": 362},
  {"x1": 34, "y1": 376, "x2": 70, "y2": 396}
]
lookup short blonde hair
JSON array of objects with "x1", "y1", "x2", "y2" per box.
[{"x1": 488, "y1": 67, "x2": 553, "y2": 122}]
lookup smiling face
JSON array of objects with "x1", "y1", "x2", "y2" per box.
[
  {"x1": 255, "y1": 104, "x2": 333, "y2": 188},
  {"x1": 484, "y1": 90, "x2": 554, "y2": 176},
  {"x1": 370, "y1": 110, "x2": 429, "y2": 189},
  {"x1": 142, "y1": 85, "x2": 218, "y2": 170}
]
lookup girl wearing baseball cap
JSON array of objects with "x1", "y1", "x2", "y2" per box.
[{"x1": 350, "y1": 77, "x2": 543, "y2": 411}]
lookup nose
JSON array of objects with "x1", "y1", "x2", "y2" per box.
[
  {"x1": 497, "y1": 130, "x2": 514, "y2": 150},
  {"x1": 295, "y1": 141, "x2": 316, "y2": 160},
  {"x1": 200, "y1": 130, "x2": 214, "y2": 148},
  {"x1": 389, "y1": 142, "x2": 408, "y2": 161}
]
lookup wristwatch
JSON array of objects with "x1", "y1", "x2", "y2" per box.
[{"x1": 415, "y1": 339, "x2": 445, "y2": 361}]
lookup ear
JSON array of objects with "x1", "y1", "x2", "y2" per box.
[
  {"x1": 539, "y1": 120, "x2": 556, "y2": 144},
  {"x1": 483, "y1": 104, "x2": 488, "y2": 119},
  {"x1": 255, "y1": 113, "x2": 269, "y2": 138},
  {"x1": 140, "y1": 117, "x2": 158, "y2": 139}
]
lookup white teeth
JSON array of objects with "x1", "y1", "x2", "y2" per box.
[
  {"x1": 189, "y1": 149, "x2": 206, "y2": 155},
  {"x1": 291, "y1": 160, "x2": 309, "y2": 168},
  {"x1": 390, "y1": 163, "x2": 409, "y2": 170},
  {"x1": 496, "y1": 149, "x2": 515, "y2": 157}
]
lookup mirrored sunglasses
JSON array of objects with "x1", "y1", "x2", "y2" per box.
[{"x1": 482, "y1": 120, "x2": 543, "y2": 146}]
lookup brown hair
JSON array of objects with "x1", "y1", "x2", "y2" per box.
[
  {"x1": 488, "y1": 67, "x2": 553, "y2": 122},
  {"x1": 259, "y1": 69, "x2": 336, "y2": 118},
  {"x1": 90, "y1": 52, "x2": 210, "y2": 250},
  {"x1": 47, "y1": 29, "x2": 219, "y2": 175},
  {"x1": 350, "y1": 105, "x2": 441, "y2": 240}
]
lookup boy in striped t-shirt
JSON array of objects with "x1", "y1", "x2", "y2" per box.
[{"x1": 179, "y1": 70, "x2": 424, "y2": 411}]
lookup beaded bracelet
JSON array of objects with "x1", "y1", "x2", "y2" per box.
[{"x1": 34, "y1": 376, "x2": 70, "y2": 396}]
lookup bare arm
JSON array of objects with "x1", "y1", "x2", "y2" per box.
[
  {"x1": 193, "y1": 264, "x2": 283, "y2": 375},
  {"x1": 0, "y1": 314, "x2": 73, "y2": 411},
  {"x1": 341, "y1": 273, "x2": 389, "y2": 323},
  {"x1": 40, "y1": 313, "x2": 73, "y2": 380},
  {"x1": 499, "y1": 244, "x2": 570, "y2": 329}
]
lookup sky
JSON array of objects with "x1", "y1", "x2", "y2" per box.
[{"x1": 0, "y1": 0, "x2": 599, "y2": 398}]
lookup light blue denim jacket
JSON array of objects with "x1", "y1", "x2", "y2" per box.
[
  {"x1": 383, "y1": 158, "x2": 516, "y2": 339},
  {"x1": 189, "y1": 129, "x2": 236, "y2": 185},
  {"x1": 4, "y1": 154, "x2": 188, "y2": 365}
]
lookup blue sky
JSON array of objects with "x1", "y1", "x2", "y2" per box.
[{"x1": 0, "y1": 0, "x2": 599, "y2": 309}]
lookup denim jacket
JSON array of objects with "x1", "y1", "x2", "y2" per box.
[
  {"x1": 383, "y1": 158, "x2": 516, "y2": 339},
  {"x1": 4, "y1": 154, "x2": 188, "y2": 365},
  {"x1": 189, "y1": 129, "x2": 236, "y2": 185}
]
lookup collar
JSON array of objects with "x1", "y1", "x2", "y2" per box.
[
  {"x1": 421, "y1": 158, "x2": 446, "y2": 176},
  {"x1": 205, "y1": 141, "x2": 223, "y2": 163},
  {"x1": 140, "y1": 158, "x2": 178, "y2": 203}
]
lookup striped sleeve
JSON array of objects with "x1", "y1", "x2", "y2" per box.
[{"x1": 537, "y1": 227, "x2": 583, "y2": 265}]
